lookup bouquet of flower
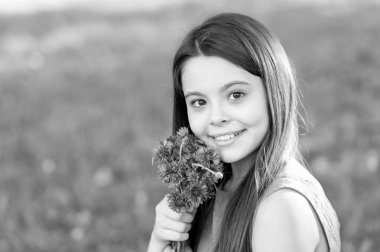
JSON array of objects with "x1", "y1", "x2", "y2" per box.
[{"x1": 152, "y1": 127, "x2": 224, "y2": 251}]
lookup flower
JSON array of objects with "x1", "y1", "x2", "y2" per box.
[{"x1": 153, "y1": 127, "x2": 224, "y2": 213}]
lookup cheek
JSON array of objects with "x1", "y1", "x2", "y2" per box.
[
  {"x1": 187, "y1": 110, "x2": 208, "y2": 137},
  {"x1": 235, "y1": 106, "x2": 260, "y2": 125},
  {"x1": 240, "y1": 99, "x2": 269, "y2": 126}
]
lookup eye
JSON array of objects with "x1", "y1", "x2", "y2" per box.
[
  {"x1": 228, "y1": 91, "x2": 245, "y2": 101},
  {"x1": 191, "y1": 99, "x2": 206, "y2": 107}
]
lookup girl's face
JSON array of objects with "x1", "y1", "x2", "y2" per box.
[{"x1": 182, "y1": 56, "x2": 269, "y2": 164}]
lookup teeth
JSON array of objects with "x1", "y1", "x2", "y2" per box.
[{"x1": 214, "y1": 133, "x2": 237, "y2": 141}]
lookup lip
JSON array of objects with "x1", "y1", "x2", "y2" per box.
[{"x1": 209, "y1": 129, "x2": 245, "y2": 146}]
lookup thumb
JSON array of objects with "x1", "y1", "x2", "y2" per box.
[
  {"x1": 163, "y1": 245, "x2": 173, "y2": 252},
  {"x1": 184, "y1": 245, "x2": 193, "y2": 252},
  {"x1": 188, "y1": 206, "x2": 198, "y2": 214}
]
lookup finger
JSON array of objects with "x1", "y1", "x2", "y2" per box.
[
  {"x1": 156, "y1": 216, "x2": 191, "y2": 233},
  {"x1": 159, "y1": 228, "x2": 189, "y2": 242},
  {"x1": 165, "y1": 210, "x2": 196, "y2": 223},
  {"x1": 159, "y1": 195, "x2": 196, "y2": 223}
]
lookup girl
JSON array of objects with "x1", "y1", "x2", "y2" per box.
[{"x1": 147, "y1": 13, "x2": 341, "y2": 252}]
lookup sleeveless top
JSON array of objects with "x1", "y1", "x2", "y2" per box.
[
  {"x1": 196, "y1": 159, "x2": 341, "y2": 252},
  {"x1": 259, "y1": 159, "x2": 341, "y2": 252}
]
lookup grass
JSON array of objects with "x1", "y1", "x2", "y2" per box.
[{"x1": 0, "y1": 3, "x2": 379, "y2": 252}]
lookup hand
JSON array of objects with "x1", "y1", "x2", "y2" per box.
[{"x1": 147, "y1": 195, "x2": 197, "y2": 252}]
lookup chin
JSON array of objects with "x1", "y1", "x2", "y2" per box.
[
  {"x1": 219, "y1": 153, "x2": 244, "y2": 164},
  {"x1": 220, "y1": 148, "x2": 258, "y2": 166}
]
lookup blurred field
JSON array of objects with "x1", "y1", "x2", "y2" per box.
[{"x1": 0, "y1": 2, "x2": 379, "y2": 252}]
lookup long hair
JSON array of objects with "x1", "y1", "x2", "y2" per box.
[{"x1": 172, "y1": 13, "x2": 302, "y2": 251}]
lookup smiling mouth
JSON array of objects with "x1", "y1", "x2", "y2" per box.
[{"x1": 210, "y1": 130, "x2": 245, "y2": 143}]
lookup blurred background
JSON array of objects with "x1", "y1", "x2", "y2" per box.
[{"x1": 0, "y1": 0, "x2": 379, "y2": 251}]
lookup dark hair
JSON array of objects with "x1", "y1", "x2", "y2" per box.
[{"x1": 172, "y1": 13, "x2": 302, "y2": 251}]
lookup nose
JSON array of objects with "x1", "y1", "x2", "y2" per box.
[{"x1": 210, "y1": 104, "x2": 229, "y2": 126}]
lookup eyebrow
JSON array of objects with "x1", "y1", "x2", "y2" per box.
[{"x1": 184, "y1": 80, "x2": 251, "y2": 98}]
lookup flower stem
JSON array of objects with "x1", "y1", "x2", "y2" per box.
[
  {"x1": 179, "y1": 136, "x2": 188, "y2": 160},
  {"x1": 192, "y1": 163, "x2": 223, "y2": 179},
  {"x1": 172, "y1": 241, "x2": 186, "y2": 252}
]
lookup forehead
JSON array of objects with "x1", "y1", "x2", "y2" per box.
[{"x1": 181, "y1": 56, "x2": 255, "y2": 92}]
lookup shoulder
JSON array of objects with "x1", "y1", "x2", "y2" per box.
[
  {"x1": 252, "y1": 188, "x2": 320, "y2": 252},
  {"x1": 281, "y1": 158, "x2": 314, "y2": 180}
]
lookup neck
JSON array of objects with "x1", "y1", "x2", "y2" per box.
[{"x1": 223, "y1": 151, "x2": 256, "y2": 192}]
